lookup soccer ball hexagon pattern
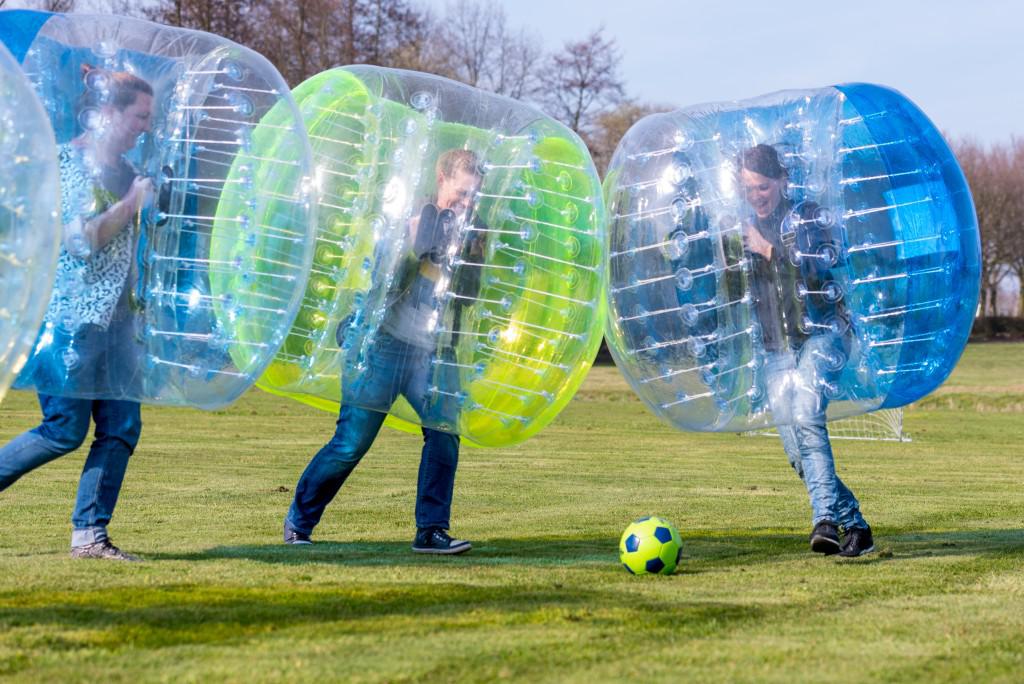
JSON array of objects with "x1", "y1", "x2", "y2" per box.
[{"x1": 619, "y1": 516, "x2": 682, "y2": 575}]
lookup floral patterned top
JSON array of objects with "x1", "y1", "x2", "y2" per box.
[{"x1": 44, "y1": 144, "x2": 138, "y2": 331}]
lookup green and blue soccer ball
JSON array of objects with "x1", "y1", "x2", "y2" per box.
[{"x1": 619, "y1": 516, "x2": 682, "y2": 575}]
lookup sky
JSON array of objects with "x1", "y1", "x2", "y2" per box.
[{"x1": 431, "y1": 0, "x2": 1022, "y2": 145}]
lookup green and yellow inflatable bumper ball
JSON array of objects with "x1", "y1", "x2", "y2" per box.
[{"x1": 244, "y1": 65, "x2": 606, "y2": 447}]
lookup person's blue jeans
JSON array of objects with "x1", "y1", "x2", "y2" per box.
[
  {"x1": 19, "y1": 318, "x2": 141, "y2": 399},
  {"x1": 287, "y1": 332, "x2": 461, "y2": 534},
  {"x1": 0, "y1": 394, "x2": 142, "y2": 546},
  {"x1": 764, "y1": 334, "x2": 867, "y2": 531}
]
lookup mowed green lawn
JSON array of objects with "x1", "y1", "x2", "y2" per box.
[{"x1": 0, "y1": 343, "x2": 1022, "y2": 682}]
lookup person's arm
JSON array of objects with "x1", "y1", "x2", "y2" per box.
[
  {"x1": 413, "y1": 203, "x2": 458, "y2": 264},
  {"x1": 80, "y1": 176, "x2": 153, "y2": 253},
  {"x1": 66, "y1": 176, "x2": 153, "y2": 258}
]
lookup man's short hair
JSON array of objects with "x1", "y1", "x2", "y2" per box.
[{"x1": 436, "y1": 149, "x2": 483, "y2": 180}]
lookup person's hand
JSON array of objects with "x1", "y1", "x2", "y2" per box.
[
  {"x1": 465, "y1": 232, "x2": 486, "y2": 261},
  {"x1": 127, "y1": 176, "x2": 155, "y2": 214},
  {"x1": 743, "y1": 222, "x2": 773, "y2": 260}
]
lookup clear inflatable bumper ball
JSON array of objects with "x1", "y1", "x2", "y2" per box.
[
  {"x1": 603, "y1": 84, "x2": 979, "y2": 432},
  {"x1": 239, "y1": 66, "x2": 607, "y2": 447},
  {"x1": 0, "y1": 11, "x2": 316, "y2": 408},
  {"x1": 0, "y1": 38, "x2": 60, "y2": 403}
]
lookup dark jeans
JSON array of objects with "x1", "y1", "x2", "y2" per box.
[
  {"x1": 0, "y1": 394, "x2": 142, "y2": 546},
  {"x1": 287, "y1": 332, "x2": 461, "y2": 534}
]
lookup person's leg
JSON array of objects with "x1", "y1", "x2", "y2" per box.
[
  {"x1": 797, "y1": 332, "x2": 870, "y2": 532},
  {"x1": 790, "y1": 421, "x2": 840, "y2": 526},
  {"x1": 423, "y1": 345, "x2": 462, "y2": 433},
  {"x1": 799, "y1": 337, "x2": 869, "y2": 534},
  {"x1": 792, "y1": 420, "x2": 843, "y2": 555},
  {"x1": 410, "y1": 424, "x2": 468, "y2": 553},
  {"x1": 399, "y1": 342, "x2": 469, "y2": 553},
  {"x1": 790, "y1": 336, "x2": 842, "y2": 527},
  {"x1": 70, "y1": 400, "x2": 142, "y2": 547},
  {"x1": 764, "y1": 352, "x2": 807, "y2": 480},
  {"x1": 285, "y1": 404, "x2": 387, "y2": 535},
  {"x1": 834, "y1": 476, "x2": 868, "y2": 531},
  {"x1": 0, "y1": 394, "x2": 91, "y2": 491},
  {"x1": 414, "y1": 428, "x2": 460, "y2": 530},
  {"x1": 776, "y1": 424, "x2": 804, "y2": 478},
  {"x1": 767, "y1": 341, "x2": 841, "y2": 553},
  {"x1": 404, "y1": 344, "x2": 461, "y2": 531},
  {"x1": 286, "y1": 333, "x2": 404, "y2": 538}
]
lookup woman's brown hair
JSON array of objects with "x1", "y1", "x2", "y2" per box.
[
  {"x1": 737, "y1": 143, "x2": 787, "y2": 180},
  {"x1": 76, "y1": 64, "x2": 153, "y2": 116}
]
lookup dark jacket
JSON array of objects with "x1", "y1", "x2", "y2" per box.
[{"x1": 730, "y1": 199, "x2": 846, "y2": 353}]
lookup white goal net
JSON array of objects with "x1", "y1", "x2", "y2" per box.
[{"x1": 746, "y1": 408, "x2": 910, "y2": 442}]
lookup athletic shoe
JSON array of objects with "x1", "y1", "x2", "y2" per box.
[
  {"x1": 839, "y1": 526, "x2": 876, "y2": 557},
  {"x1": 70, "y1": 539, "x2": 141, "y2": 561},
  {"x1": 809, "y1": 521, "x2": 841, "y2": 555},
  {"x1": 412, "y1": 527, "x2": 471, "y2": 555},
  {"x1": 283, "y1": 520, "x2": 313, "y2": 545}
]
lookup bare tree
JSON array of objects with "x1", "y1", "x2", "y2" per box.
[
  {"x1": 587, "y1": 100, "x2": 672, "y2": 175},
  {"x1": 100, "y1": 0, "x2": 146, "y2": 15},
  {"x1": 385, "y1": 8, "x2": 445, "y2": 74},
  {"x1": 140, "y1": 0, "x2": 430, "y2": 86},
  {"x1": 6, "y1": 0, "x2": 78, "y2": 10},
  {"x1": 143, "y1": 0, "x2": 259, "y2": 48},
  {"x1": 492, "y1": 24, "x2": 542, "y2": 99},
  {"x1": 955, "y1": 138, "x2": 1017, "y2": 316},
  {"x1": 536, "y1": 27, "x2": 625, "y2": 137},
  {"x1": 1004, "y1": 137, "x2": 1024, "y2": 315},
  {"x1": 251, "y1": 0, "x2": 340, "y2": 85},
  {"x1": 359, "y1": 0, "x2": 431, "y2": 69},
  {"x1": 425, "y1": 0, "x2": 542, "y2": 99}
]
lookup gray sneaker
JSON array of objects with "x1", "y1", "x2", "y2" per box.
[
  {"x1": 283, "y1": 519, "x2": 312, "y2": 545},
  {"x1": 70, "y1": 539, "x2": 141, "y2": 562}
]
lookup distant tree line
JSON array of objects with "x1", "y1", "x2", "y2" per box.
[{"x1": 953, "y1": 139, "x2": 1024, "y2": 317}]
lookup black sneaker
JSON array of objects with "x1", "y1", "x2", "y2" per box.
[
  {"x1": 809, "y1": 521, "x2": 841, "y2": 555},
  {"x1": 70, "y1": 539, "x2": 141, "y2": 562},
  {"x1": 839, "y1": 526, "x2": 875, "y2": 557},
  {"x1": 412, "y1": 527, "x2": 471, "y2": 555},
  {"x1": 283, "y1": 520, "x2": 312, "y2": 545}
]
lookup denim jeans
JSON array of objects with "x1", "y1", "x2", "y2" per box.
[
  {"x1": 0, "y1": 394, "x2": 142, "y2": 546},
  {"x1": 18, "y1": 318, "x2": 142, "y2": 400},
  {"x1": 764, "y1": 334, "x2": 867, "y2": 530},
  {"x1": 288, "y1": 332, "x2": 461, "y2": 534}
]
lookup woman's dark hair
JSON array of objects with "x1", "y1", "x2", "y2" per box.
[
  {"x1": 738, "y1": 143, "x2": 787, "y2": 180},
  {"x1": 76, "y1": 64, "x2": 154, "y2": 116}
]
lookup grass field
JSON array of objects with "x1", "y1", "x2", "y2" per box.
[{"x1": 0, "y1": 343, "x2": 1022, "y2": 682}]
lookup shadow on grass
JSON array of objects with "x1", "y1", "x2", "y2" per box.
[
  {"x1": 154, "y1": 536, "x2": 632, "y2": 567},
  {"x1": 148, "y1": 533, "x2": 793, "y2": 569},
  {"x1": 0, "y1": 530, "x2": 1020, "y2": 670},
  {"x1": 147, "y1": 527, "x2": 1024, "y2": 568},
  {"x1": 0, "y1": 576, "x2": 763, "y2": 658},
  {"x1": 845, "y1": 528, "x2": 1024, "y2": 564}
]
